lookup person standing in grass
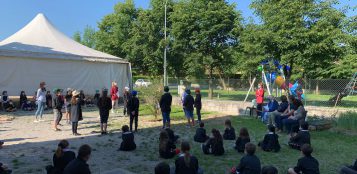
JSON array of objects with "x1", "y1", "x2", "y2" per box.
[
  {"x1": 183, "y1": 89, "x2": 195, "y2": 127},
  {"x1": 35, "y1": 81, "x2": 47, "y2": 122},
  {"x1": 110, "y1": 81, "x2": 119, "y2": 114},
  {"x1": 255, "y1": 82, "x2": 264, "y2": 118},
  {"x1": 123, "y1": 87, "x2": 131, "y2": 116},
  {"x1": 194, "y1": 88, "x2": 202, "y2": 124},
  {"x1": 128, "y1": 90, "x2": 139, "y2": 132},
  {"x1": 97, "y1": 88, "x2": 112, "y2": 135},
  {"x1": 53, "y1": 89, "x2": 64, "y2": 131},
  {"x1": 288, "y1": 144, "x2": 320, "y2": 174},
  {"x1": 160, "y1": 86, "x2": 172, "y2": 129}
]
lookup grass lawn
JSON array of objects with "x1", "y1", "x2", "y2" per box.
[
  {"x1": 166, "y1": 88, "x2": 357, "y2": 108},
  {"x1": 110, "y1": 105, "x2": 357, "y2": 174}
]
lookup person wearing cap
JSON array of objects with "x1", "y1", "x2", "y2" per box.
[
  {"x1": 159, "y1": 86, "x2": 172, "y2": 129},
  {"x1": 64, "y1": 89, "x2": 73, "y2": 125},
  {"x1": 194, "y1": 88, "x2": 202, "y2": 123},
  {"x1": 110, "y1": 81, "x2": 119, "y2": 114},
  {"x1": 53, "y1": 88, "x2": 64, "y2": 131},
  {"x1": 70, "y1": 90, "x2": 82, "y2": 136},
  {"x1": 127, "y1": 90, "x2": 140, "y2": 132},
  {"x1": 34, "y1": 81, "x2": 47, "y2": 122},
  {"x1": 97, "y1": 88, "x2": 112, "y2": 135},
  {"x1": 183, "y1": 89, "x2": 195, "y2": 127},
  {"x1": 123, "y1": 87, "x2": 131, "y2": 116}
]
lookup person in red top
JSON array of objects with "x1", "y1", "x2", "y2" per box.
[
  {"x1": 256, "y1": 82, "x2": 265, "y2": 118},
  {"x1": 110, "y1": 81, "x2": 119, "y2": 114}
]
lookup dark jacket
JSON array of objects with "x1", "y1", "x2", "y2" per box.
[
  {"x1": 223, "y1": 128, "x2": 236, "y2": 140},
  {"x1": 236, "y1": 154, "x2": 261, "y2": 174},
  {"x1": 128, "y1": 97, "x2": 140, "y2": 112},
  {"x1": 204, "y1": 138, "x2": 225, "y2": 156},
  {"x1": 160, "y1": 92, "x2": 172, "y2": 113},
  {"x1": 293, "y1": 156, "x2": 320, "y2": 174},
  {"x1": 277, "y1": 101, "x2": 289, "y2": 113},
  {"x1": 123, "y1": 91, "x2": 131, "y2": 107},
  {"x1": 235, "y1": 137, "x2": 250, "y2": 153},
  {"x1": 70, "y1": 100, "x2": 81, "y2": 122},
  {"x1": 183, "y1": 94, "x2": 195, "y2": 112},
  {"x1": 97, "y1": 97, "x2": 112, "y2": 116},
  {"x1": 63, "y1": 157, "x2": 91, "y2": 174},
  {"x1": 52, "y1": 151, "x2": 76, "y2": 174},
  {"x1": 260, "y1": 133, "x2": 281, "y2": 152},
  {"x1": 165, "y1": 128, "x2": 179, "y2": 143},
  {"x1": 175, "y1": 154, "x2": 199, "y2": 174},
  {"x1": 53, "y1": 95, "x2": 64, "y2": 110},
  {"x1": 159, "y1": 140, "x2": 176, "y2": 159},
  {"x1": 20, "y1": 94, "x2": 27, "y2": 105},
  {"x1": 289, "y1": 130, "x2": 311, "y2": 147},
  {"x1": 119, "y1": 132, "x2": 136, "y2": 151},
  {"x1": 351, "y1": 160, "x2": 357, "y2": 171},
  {"x1": 194, "y1": 94, "x2": 202, "y2": 109},
  {"x1": 194, "y1": 127, "x2": 209, "y2": 143}
]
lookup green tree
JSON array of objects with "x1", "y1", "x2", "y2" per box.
[
  {"x1": 73, "y1": 31, "x2": 81, "y2": 43},
  {"x1": 247, "y1": 0, "x2": 346, "y2": 79},
  {"x1": 171, "y1": 0, "x2": 241, "y2": 98},
  {"x1": 81, "y1": 25, "x2": 96, "y2": 48},
  {"x1": 96, "y1": 0, "x2": 138, "y2": 58}
]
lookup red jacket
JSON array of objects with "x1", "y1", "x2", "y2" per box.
[
  {"x1": 111, "y1": 86, "x2": 119, "y2": 100},
  {"x1": 256, "y1": 88, "x2": 264, "y2": 104}
]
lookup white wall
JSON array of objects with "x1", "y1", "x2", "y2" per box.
[{"x1": 0, "y1": 56, "x2": 131, "y2": 96}]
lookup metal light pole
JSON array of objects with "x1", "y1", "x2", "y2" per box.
[{"x1": 164, "y1": 0, "x2": 168, "y2": 86}]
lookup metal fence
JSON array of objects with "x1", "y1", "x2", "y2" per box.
[{"x1": 167, "y1": 78, "x2": 357, "y2": 109}]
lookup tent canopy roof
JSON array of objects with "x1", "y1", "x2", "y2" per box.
[{"x1": 0, "y1": 13, "x2": 127, "y2": 63}]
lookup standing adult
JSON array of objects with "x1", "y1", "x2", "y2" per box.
[
  {"x1": 194, "y1": 88, "x2": 202, "y2": 124},
  {"x1": 183, "y1": 89, "x2": 195, "y2": 127},
  {"x1": 70, "y1": 90, "x2": 82, "y2": 136},
  {"x1": 160, "y1": 86, "x2": 172, "y2": 129},
  {"x1": 255, "y1": 82, "x2": 265, "y2": 118},
  {"x1": 128, "y1": 91, "x2": 140, "y2": 132},
  {"x1": 64, "y1": 89, "x2": 72, "y2": 124},
  {"x1": 35, "y1": 82, "x2": 47, "y2": 122},
  {"x1": 97, "y1": 88, "x2": 112, "y2": 135},
  {"x1": 123, "y1": 87, "x2": 131, "y2": 116},
  {"x1": 53, "y1": 89, "x2": 64, "y2": 131},
  {"x1": 110, "y1": 81, "x2": 119, "y2": 114}
]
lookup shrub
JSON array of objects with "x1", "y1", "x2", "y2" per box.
[
  {"x1": 336, "y1": 111, "x2": 357, "y2": 131},
  {"x1": 137, "y1": 79, "x2": 163, "y2": 119}
]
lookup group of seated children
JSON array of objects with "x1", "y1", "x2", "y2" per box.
[
  {"x1": 156, "y1": 141, "x2": 203, "y2": 174},
  {"x1": 46, "y1": 140, "x2": 91, "y2": 174},
  {"x1": 19, "y1": 91, "x2": 35, "y2": 111},
  {"x1": 1, "y1": 91, "x2": 16, "y2": 112}
]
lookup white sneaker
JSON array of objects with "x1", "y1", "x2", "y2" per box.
[
  {"x1": 39, "y1": 119, "x2": 45, "y2": 122},
  {"x1": 34, "y1": 120, "x2": 39, "y2": 123}
]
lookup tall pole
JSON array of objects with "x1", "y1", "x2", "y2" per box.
[{"x1": 164, "y1": 0, "x2": 168, "y2": 86}]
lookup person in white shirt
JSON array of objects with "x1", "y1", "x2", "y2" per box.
[{"x1": 34, "y1": 81, "x2": 47, "y2": 122}]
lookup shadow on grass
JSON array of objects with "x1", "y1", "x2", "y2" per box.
[{"x1": 1, "y1": 113, "x2": 357, "y2": 174}]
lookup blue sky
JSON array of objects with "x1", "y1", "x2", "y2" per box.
[{"x1": 0, "y1": 0, "x2": 355, "y2": 41}]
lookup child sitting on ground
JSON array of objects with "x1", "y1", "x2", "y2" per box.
[
  {"x1": 0, "y1": 162, "x2": 12, "y2": 174},
  {"x1": 175, "y1": 141, "x2": 203, "y2": 174},
  {"x1": 46, "y1": 140, "x2": 75, "y2": 174},
  {"x1": 258, "y1": 125, "x2": 281, "y2": 152},
  {"x1": 340, "y1": 159, "x2": 357, "y2": 174},
  {"x1": 223, "y1": 119, "x2": 236, "y2": 140},
  {"x1": 202, "y1": 128, "x2": 225, "y2": 156},
  {"x1": 234, "y1": 127, "x2": 250, "y2": 153},
  {"x1": 119, "y1": 125, "x2": 136, "y2": 151},
  {"x1": 165, "y1": 127, "x2": 179, "y2": 143},
  {"x1": 159, "y1": 130, "x2": 180, "y2": 159},
  {"x1": 231, "y1": 143, "x2": 261, "y2": 174},
  {"x1": 289, "y1": 122, "x2": 311, "y2": 150},
  {"x1": 194, "y1": 122, "x2": 209, "y2": 143},
  {"x1": 262, "y1": 165, "x2": 278, "y2": 174},
  {"x1": 288, "y1": 144, "x2": 320, "y2": 174},
  {"x1": 155, "y1": 162, "x2": 170, "y2": 174}
]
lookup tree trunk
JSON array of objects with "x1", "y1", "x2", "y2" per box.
[
  {"x1": 218, "y1": 72, "x2": 227, "y2": 90},
  {"x1": 208, "y1": 68, "x2": 213, "y2": 99}
]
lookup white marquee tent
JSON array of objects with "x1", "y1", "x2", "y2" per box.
[{"x1": 0, "y1": 13, "x2": 132, "y2": 96}]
